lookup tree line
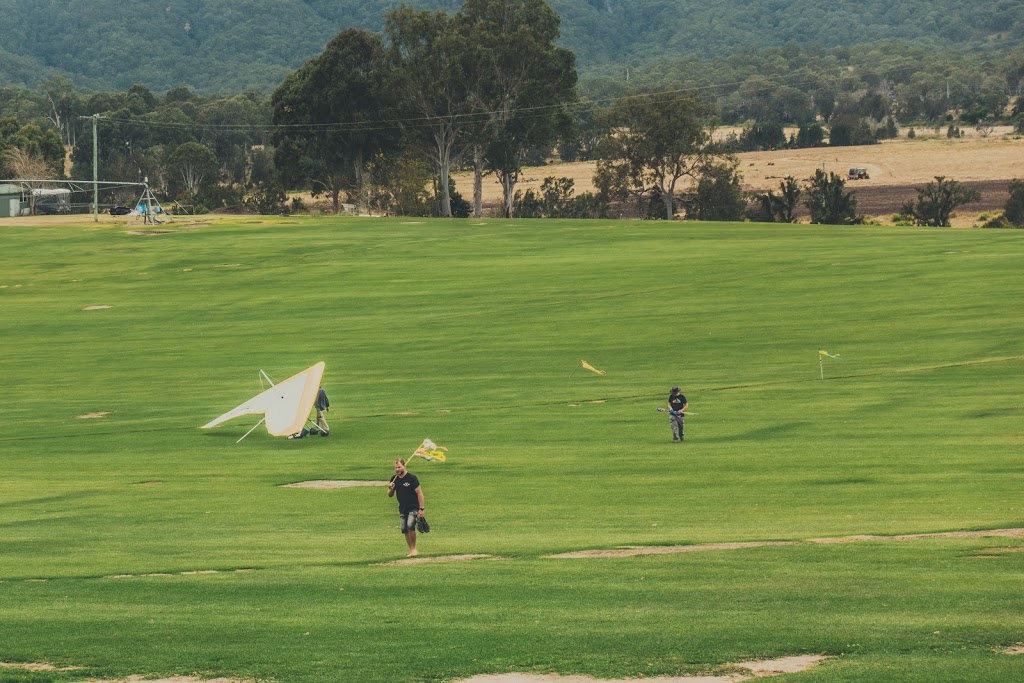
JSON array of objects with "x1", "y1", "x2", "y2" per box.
[
  {"x1": 1, "y1": 0, "x2": 1023, "y2": 225},
  {"x1": 1, "y1": 0, "x2": 1022, "y2": 93}
]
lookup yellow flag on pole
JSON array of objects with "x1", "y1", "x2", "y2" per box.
[
  {"x1": 580, "y1": 360, "x2": 606, "y2": 376},
  {"x1": 411, "y1": 438, "x2": 447, "y2": 462}
]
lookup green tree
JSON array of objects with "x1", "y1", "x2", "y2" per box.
[
  {"x1": 199, "y1": 93, "x2": 271, "y2": 184},
  {"x1": 737, "y1": 121, "x2": 785, "y2": 151},
  {"x1": 806, "y1": 169, "x2": 858, "y2": 225},
  {"x1": 39, "y1": 75, "x2": 82, "y2": 148},
  {"x1": 142, "y1": 106, "x2": 199, "y2": 151},
  {"x1": 1004, "y1": 179, "x2": 1024, "y2": 227},
  {"x1": 364, "y1": 150, "x2": 435, "y2": 217},
  {"x1": 272, "y1": 28, "x2": 393, "y2": 213},
  {"x1": 557, "y1": 99, "x2": 604, "y2": 162},
  {"x1": 127, "y1": 85, "x2": 158, "y2": 113},
  {"x1": 0, "y1": 117, "x2": 20, "y2": 161},
  {"x1": 458, "y1": 0, "x2": 578, "y2": 218},
  {"x1": 905, "y1": 176, "x2": 981, "y2": 227},
  {"x1": 828, "y1": 115, "x2": 875, "y2": 146},
  {"x1": 595, "y1": 92, "x2": 717, "y2": 220},
  {"x1": 769, "y1": 86, "x2": 814, "y2": 125},
  {"x1": 684, "y1": 160, "x2": 746, "y2": 221},
  {"x1": 795, "y1": 122, "x2": 826, "y2": 148},
  {"x1": 167, "y1": 142, "x2": 219, "y2": 199},
  {"x1": 165, "y1": 86, "x2": 197, "y2": 104},
  {"x1": 8, "y1": 123, "x2": 65, "y2": 174},
  {"x1": 383, "y1": 6, "x2": 473, "y2": 218},
  {"x1": 750, "y1": 176, "x2": 801, "y2": 223},
  {"x1": 513, "y1": 176, "x2": 601, "y2": 219}
]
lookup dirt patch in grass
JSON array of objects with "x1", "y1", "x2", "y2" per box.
[
  {"x1": 376, "y1": 554, "x2": 499, "y2": 566},
  {"x1": 547, "y1": 529, "x2": 1024, "y2": 559},
  {"x1": 734, "y1": 655, "x2": 830, "y2": 675},
  {"x1": 454, "y1": 654, "x2": 830, "y2": 682},
  {"x1": 75, "y1": 412, "x2": 110, "y2": 419},
  {"x1": 0, "y1": 662, "x2": 83, "y2": 672},
  {"x1": 280, "y1": 480, "x2": 390, "y2": 489},
  {"x1": 83, "y1": 305, "x2": 112, "y2": 310},
  {"x1": 549, "y1": 541, "x2": 797, "y2": 559},
  {"x1": 77, "y1": 678, "x2": 250, "y2": 683},
  {"x1": 807, "y1": 528, "x2": 1024, "y2": 543},
  {"x1": 104, "y1": 568, "x2": 255, "y2": 579},
  {"x1": 999, "y1": 644, "x2": 1024, "y2": 655},
  {"x1": 125, "y1": 229, "x2": 174, "y2": 235}
]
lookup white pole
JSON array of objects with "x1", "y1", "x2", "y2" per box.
[
  {"x1": 145, "y1": 184, "x2": 154, "y2": 225},
  {"x1": 92, "y1": 115, "x2": 99, "y2": 223},
  {"x1": 237, "y1": 417, "x2": 266, "y2": 443}
]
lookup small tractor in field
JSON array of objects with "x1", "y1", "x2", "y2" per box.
[{"x1": 848, "y1": 167, "x2": 870, "y2": 180}]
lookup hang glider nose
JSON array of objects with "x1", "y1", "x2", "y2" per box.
[{"x1": 202, "y1": 362, "x2": 325, "y2": 437}]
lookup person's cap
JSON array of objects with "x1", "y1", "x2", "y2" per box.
[{"x1": 671, "y1": 386, "x2": 680, "y2": 392}]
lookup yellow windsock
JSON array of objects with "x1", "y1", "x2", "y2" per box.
[{"x1": 580, "y1": 360, "x2": 606, "y2": 376}]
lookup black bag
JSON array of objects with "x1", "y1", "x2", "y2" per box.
[{"x1": 416, "y1": 515, "x2": 430, "y2": 533}]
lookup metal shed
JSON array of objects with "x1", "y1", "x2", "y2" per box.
[{"x1": 0, "y1": 183, "x2": 27, "y2": 218}]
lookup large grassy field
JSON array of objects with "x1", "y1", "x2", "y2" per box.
[{"x1": 1, "y1": 216, "x2": 1022, "y2": 682}]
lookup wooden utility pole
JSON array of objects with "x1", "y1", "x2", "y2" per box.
[{"x1": 78, "y1": 114, "x2": 102, "y2": 222}]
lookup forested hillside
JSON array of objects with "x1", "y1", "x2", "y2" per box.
[{"x1": 0, "y1": 0, "x2": 1021, "y2": 92}]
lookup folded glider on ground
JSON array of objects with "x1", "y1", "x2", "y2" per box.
[{"x1": 202, "y1": 362, "x2": 326, "y2": 437}]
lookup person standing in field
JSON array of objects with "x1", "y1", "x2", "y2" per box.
[
  {"x1": 668, "y1": 386, "x2": 687, "y2": 442},
  {"x1": 312, "y1": 387, "x2": 330, "y2": 436},
  {"x1": 388, "y1": 458, "x2": 425, "y2": 557}
]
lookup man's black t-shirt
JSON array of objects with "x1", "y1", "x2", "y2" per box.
[
  {"x1": 391, "y1": 473, "x2": 421, "y2": 512},
  {"x1": 668, "y1": 393, "x2": 687, "y2": 412}
]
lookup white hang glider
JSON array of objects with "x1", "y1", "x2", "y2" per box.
[{"x1": 202, "y1": 362, "x2": 326, "y2": 442}]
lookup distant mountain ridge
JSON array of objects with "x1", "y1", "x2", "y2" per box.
[{"x1": 0, "y1": 0, "x2": 1020, "y2": 92}]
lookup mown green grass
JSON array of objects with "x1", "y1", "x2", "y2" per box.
[{"x1": 0, "y1": 216, "x2": 1022, "y2": 682}]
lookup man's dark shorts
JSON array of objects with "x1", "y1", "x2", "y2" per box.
[{"x1": 399, "y1": 509, "x2": 419, "y2": 533}]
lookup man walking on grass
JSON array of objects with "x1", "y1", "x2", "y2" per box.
[
  {"x1": 388, "y1": 458, "x2": 425, "y2": 557},
  {"x1": 668, "y1": 386, "x2": 688, "y2": 442}
]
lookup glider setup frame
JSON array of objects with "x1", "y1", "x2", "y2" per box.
[{"x1": 201, "y1": 362, "x2": 327, "y2": 442}]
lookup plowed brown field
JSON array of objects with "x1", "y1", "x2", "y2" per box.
[{"x1": 453, "y1": 128, "x2": 1024, "y2": 225}]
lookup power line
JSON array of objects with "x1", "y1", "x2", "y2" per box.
[
  {"x1": 98, "y1": 75, "x2": 833, "y2": 133},
  {"x1": 92, "y1": 72, "x2": 1012, "y2": 136}
]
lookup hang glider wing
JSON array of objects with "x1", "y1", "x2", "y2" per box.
[{"x1": 202, "y1": 362, "x2": 326, "y2": 436}]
